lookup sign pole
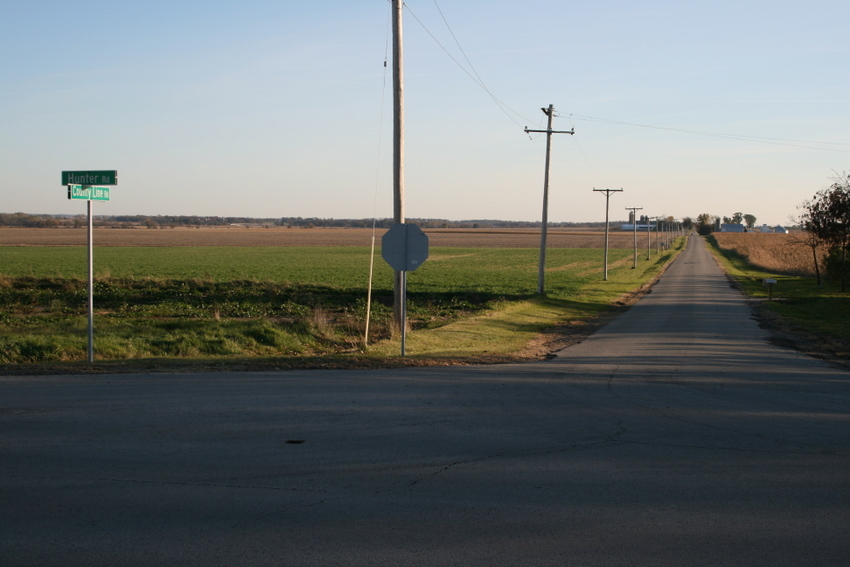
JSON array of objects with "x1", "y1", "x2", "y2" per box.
[
  {"x1": 86, "y1": 198, "x2": 94, "y2": 363},
  {"x1": 401, "y1": 225, "x2": 407, "y2": 357},
  {"x1": 400, "y1": 271, "x2": 407, "y2": 356},
  {"x1": 381, "y1": 223, "x2": 429, "y2": 357},
  {"x1": 63, "y1": 170, "x2": 117, "y2": 364}
]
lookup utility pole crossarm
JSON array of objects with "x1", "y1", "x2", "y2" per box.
[{"x1": 525, "y1": 127, "x2": 575, "y2": 135}]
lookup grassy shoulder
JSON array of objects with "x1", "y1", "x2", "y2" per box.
[
  {"x1": 0, "y1": 242, "x2": 685, "y2": 373},
  {"x1": 704, "y1": 235, "x2": 850, "y2": 362},
  {"x1": 371, "y1": 248, "x2": 680, "y2": 360}
]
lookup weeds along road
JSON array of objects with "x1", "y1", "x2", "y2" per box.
[{"x1": 2, "y1": 235, "x2": 849, "y2": 566}]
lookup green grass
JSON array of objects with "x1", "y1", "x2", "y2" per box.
[
  {"x1": 705, "y1": 235, "x2": 850, "y2": 353},
  {"x1": 0, "y1": 246, "x2": 624, "y2": 294},
  {"x1": 0, "y1": 243, "x2": 684, "y2": 365}
]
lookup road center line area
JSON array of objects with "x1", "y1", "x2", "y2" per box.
[{"x1": 2, "y1": 236, "x2": 849, "y2": 566}]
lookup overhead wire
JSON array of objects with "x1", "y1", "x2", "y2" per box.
[
  {"x1": 391, "y1": 0, "x2": 849, "y2": 221},
  {"x1": 566, "y1": 114, "x2": 607, "y2": 187},
  {"x1": 403, "y1": 2, "x2": 536, "y2": 128},
  {"x1": 569, "y1": 114, "x2": 850, "y2": 154}
]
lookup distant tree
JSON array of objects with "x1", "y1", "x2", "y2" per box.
[
  {"x1": 695, "y1": 213, "x2": 717, "y2": 235},
  {"x1": 802, "y1": 173, "x2": 850, "y2": 291},
  {"x1": 743, "y1": 214, "x2": 757, "y2": 229},
  {"x1": 795, "y1": 206, "x2": 826, "y2": 286},
  {"x1": 731, "y1": 212, "x2": 744, "y2": 224}
]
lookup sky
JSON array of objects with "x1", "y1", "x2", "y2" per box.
[{"x1": 2, "y1": 0, "x2": 849, "y2": 226}]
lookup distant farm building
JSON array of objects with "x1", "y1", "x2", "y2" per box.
[
  {"x1": 720, "y1": 224, "x2": 746, "y2": 233},
  {"x1": 756, "y1": 225, "x2": 789, "y2": 234},
  {"x1": 621, "y1": 212, "x2": 656, "y2": 231}
]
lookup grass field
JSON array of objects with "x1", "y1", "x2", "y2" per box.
[
  {"x1": 0, "y1": 226, "x2": 650, "y2": 249},
  {"x1": 0, "y1": 246, "x2": 632, "y2": 293},
  {"x1": 0, "y1": 228, "x2": 684, "y2": 367}
]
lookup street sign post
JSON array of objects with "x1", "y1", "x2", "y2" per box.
[
  {"x1": 382, "y1": 224, "x2": 429, "y2": 356},
  {"x1": 63, "y1": 170, "x2": 118, "y2": 363}
]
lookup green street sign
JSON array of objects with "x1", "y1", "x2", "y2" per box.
[
  {"x1": 68, "y1": 185, "x2": 110, "y2": 201},
  {"x1": 62, "y1": 170, "x2": 118, "y2": 186}
]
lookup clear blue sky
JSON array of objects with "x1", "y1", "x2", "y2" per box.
[{"x1": 2, "y1": 0, "x2": 848, "y2": 225}]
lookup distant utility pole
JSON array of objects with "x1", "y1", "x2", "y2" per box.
[
  {"x1": 594, "y1": 188, "x2": 623, "y2": 281},
  {"x1": 646, "y1": 216, "x2": 652, "y2": 261},
  {"x1": 392, "y1": 0, "x2": 405, "y2": 325},
  {"x1": 626, "y1": 206, "x2": 642, "y2": 269},
  {"x1": 655, "y1": 217, "x2": 661, "y2": 253},
  {"x1": 525, "y1": 105, "x2": 574, "y2": 295}
]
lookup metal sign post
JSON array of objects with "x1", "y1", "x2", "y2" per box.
[
  {"x1": 382, "y1": 223, "x2": 429, "y2": 356},
  {"x1": 86, "y1": 199, "x2": 94, "y2": 362},
  {"x1": 63, "y1": 171, "x2": 117, "y2": 363}
]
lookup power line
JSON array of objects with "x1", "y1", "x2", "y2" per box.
[
  {"x1": 402, "y1": 3, "x2": 535, "y2": 128},
  {"x1": 431, "y1": 0, "x2": 487, "y2": 90},
  {"x1": 569, "y1": 114, "x2": 850, "y2": 153}
]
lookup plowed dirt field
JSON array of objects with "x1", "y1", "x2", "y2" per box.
[{"x1": 0, "y1": 227, "x2": 642, "y2": 248}]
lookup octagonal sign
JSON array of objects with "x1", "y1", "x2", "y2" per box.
[{"x1": 382, "y1": 223, "x2": 429, "y2": 272}]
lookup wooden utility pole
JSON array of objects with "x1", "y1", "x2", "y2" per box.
[
  {"x1": 626, "y1": 207, "x2": 642, "y2": 269},
  {"x1": 525, "y1": 105, "x2": 574, "y2": 295},
  {"x1": 593, "y1": 188, "x2": 623, "y2": 281},
  {"x1": 392, "y1": 0, "x2": 405, "y2": 325},
  {"x1": 647, "y1": 216, "x2": 658, "y2": 260},
  {"x1": 655, "y1": 217, "x2": 661, "y2": 253}
]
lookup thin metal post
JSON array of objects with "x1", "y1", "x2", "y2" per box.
[
  {"x1": 400, "y1": 271, "x2": 407, "y2": 356},
  {"x1": 400, "y1": 225, "x2": 408, "y2": 356},
  {"x1": 646, "y1": 216, "x2": 651, "y2": 261},
  {"x1": 87, "y1": 199, "x2": 94, "y2": 363}
]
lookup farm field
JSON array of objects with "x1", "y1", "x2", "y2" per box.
[
  {"x1": 0, "y1": 226, "x2": 648, "y2": 249},
  {"x1": 707, "y1": 234, "x2": 850, "y2": 365},
  {"x1": 0, "y1": 246, "x2": 630, "y2": 295},
  {"x1": 712, "y1": 232, "x2": 817, "y2": 276},
  {"x1": 0, "y1": 229, "x2": 685, "y2": 368}
]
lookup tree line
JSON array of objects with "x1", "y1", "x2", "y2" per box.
[
  {"x1": 685, "y1": 212, "x2": 760, "y2": 236},
  {"x1": 0, "y1": 213, "x2": 613, "y2": 230}
]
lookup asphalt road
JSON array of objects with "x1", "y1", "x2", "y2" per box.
[{"x1": 2, "y1": 235, "x2": 849, "y2": 566}]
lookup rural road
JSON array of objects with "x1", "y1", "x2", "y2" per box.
[{"x1": 2, "y1": 235, "x2": 849, "y2": 566}]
